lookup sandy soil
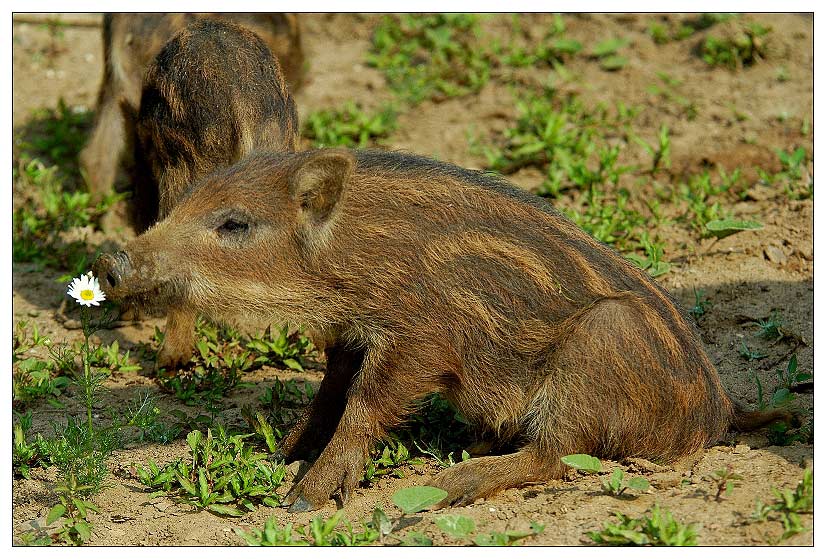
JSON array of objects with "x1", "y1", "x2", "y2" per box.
[{"x1": 12, "y1": 13, "x2": 813, "y2": 546}]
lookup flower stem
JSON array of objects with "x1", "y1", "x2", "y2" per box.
[{"x1": 81, "y1": 306, "x2": 93, "y2": 430}]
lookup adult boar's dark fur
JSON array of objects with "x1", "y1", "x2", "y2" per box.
[
  {"x1": 79, "y1": 13, "x2": 303, "y2": 216},
  {"x1": 93, "y1": 149, "x2": 790, "y2": 511}
]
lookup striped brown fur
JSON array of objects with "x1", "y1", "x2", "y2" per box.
[{"x1": 93, "y1": 148, "x2": 786, "y2": 511}]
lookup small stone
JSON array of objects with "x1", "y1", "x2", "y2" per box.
[
  {"x1": 764, "y1": 245, "x2": 787, "y2": 265},
  {"x1": 27, "y1": 309, "x2": 39, "y2": 317},
  {"x1": 734, "y1": 444, "x2": 751, "y2": 454}
]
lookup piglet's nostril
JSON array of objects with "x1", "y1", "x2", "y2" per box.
[{"x1": 106, "y1": 271, "x2": 119, "y2": 289}]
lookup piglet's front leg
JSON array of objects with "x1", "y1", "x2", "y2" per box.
[{"x1": 284, "y1": 352, "x2": 432, "y2": 512}]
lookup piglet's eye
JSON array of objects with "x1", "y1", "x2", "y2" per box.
[{"x1": 216, "y1": 219, "x2": 249, "y2": 235}]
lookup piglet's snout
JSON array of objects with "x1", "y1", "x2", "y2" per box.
[{"x1": 93, "y1": 251, "x2": 133, "y2": 294}]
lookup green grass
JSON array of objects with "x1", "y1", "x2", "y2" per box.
[
  {"x1": 13, "y1": 100, "x2": 120, "y2": 279},
  {"x1": 368, "y1": 14, "x2": 492, "y2": 103},
  {"x1": 647, "y1": 14, "x2": 736, "y2": 44},
  {"x1": 304, "y1": 102, "x2": 398, "y2": 148},
  {"x1": 758, "y1": 147, "x2": 813, "y2": 200},
  {"x1": 701, "y1": 22, "x2": 771, "y2": 69}
]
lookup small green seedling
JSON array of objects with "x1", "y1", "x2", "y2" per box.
[
  {"x1": 756, "y1": 312, "x2": 783, "y2": 340},
  {"x1": 739, "y1": 341, "x2": 767, "y2": 361},
  {"x1": 775, "y1": 354, "x2": 811, "y2": 391},
  {"x1": 689, "y1": 288, "x2": 712, "y2": 320},
  {"x1": 235, "y1": 508, "x2": 381, "y2": 546},
  {"x1": 709, "y1": 465, "x2": 743, "y2": 501},
  {"x1": 602, "y1": 468, "x2": 651, "y2": 497}
]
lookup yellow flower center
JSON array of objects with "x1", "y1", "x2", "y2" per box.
[{"x1": 80, "y1": 289, "x2": 95, "y2": 301}]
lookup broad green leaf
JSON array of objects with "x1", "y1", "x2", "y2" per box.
[
  {"x1": 435, "y1": 513, "x2": 476, "y2": 538},
  {"x1": 401, "y1": 531, "x2": 433, "y2": 546},
  {"x1": 610, "y1": 468, "x2": 624, "y2": 490},
  {"x1": 626, "y1": 477, "x2": 651, "y2": 492},
  {"x1": 550, "y1": 38, "x2": 582, "y2": 54},
  {"x1": 705, "y1": 219, "x2": 763, "y2": 239},
  {"x1": 372, "y1": 507, "x2": 393, "y2": 536},
  {"x1": 208, "y1": 504, "x2": 246, "y2": 517},
  {"x1": 176, "y1": 473, "x2": 197, "y2": 496},
  {"x1": 561, "y1": 454, "x2": 602, "y2": 473},
  {"x1": 600, "y1": 55, "x2": 628, "y2": 71},
  {"x1": 47, "y1": 504, "x2": 66, "y2": 525},
  {"x1": 186, "y1": 430, "x2": 202, "y2": 454},
  {"x1": 391, "y1": 485, "x2": 448, "y2": 514},
  {"x1": 282, "y1": 358, "x2": 304, "y2": 372},
  {"x1": 74, "y1": 521, "x2": 92, "y2": 541},
  {"x1": 591, "y1": 37, "x2": 629, "y2": 57}
]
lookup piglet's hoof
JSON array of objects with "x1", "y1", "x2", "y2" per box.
[
  {"x1": 155, "y1": 346, "x2": 192, "y2": 371},
  {"x1": 287, "y1": 496, "x2": 313, "y2": 513}
]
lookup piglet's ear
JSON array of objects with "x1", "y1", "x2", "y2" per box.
[{"x1": 289, "y1": 149, "x2": 355, "y2": 226}]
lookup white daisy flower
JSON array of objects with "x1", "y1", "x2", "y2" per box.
[{"x1": 67, "y1": 271, "x2": 107, "y2": 307}]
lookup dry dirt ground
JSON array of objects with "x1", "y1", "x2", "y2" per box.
[{"x1": 11, "y1": 13, "x2": 813, "y2": 546}]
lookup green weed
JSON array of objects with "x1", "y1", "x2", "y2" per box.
[
  {"x1": 756, "y1": 311, "x2": 783, "y2": 340},
  {"x1": 739, "y1": 341, "x2": 767, "y2": 361},
  {"x1": 753, "y1": 469, "x2": 812, "y2": 542},
  {"x1": 708, "y1": 465, "x2": 743, "y2": 501},
  {"x1": 757, "y1": 148, "x2": 812, "y2": 200},
  {"x1": 235, "y1": 508, "x2": 381, "y2": 546},
  {"x1": 13, "y1": 412, "x2": 44, "y2": 478},
  {"x1": 588, "y1": 504, "x2": 698, "y2": 546},
  {"x1": 46, "y1": 474, "x2": 100, "y2": 546},
  {"x1": 363, "y1": 439, "x2": 423, "y2": 483},
  {"x1": 136, "y1": 427, "x2": 286, "y2": 516},
  {"x1": 258, "y1": 378, "x2": 315, "y2": 433},
  {"x1": 13, "y1": 101, "x2": 119, "y2": 277},
  {"x1": 247, "y1": 325, "x2": 313, "y2": 372},
  {"x1": 562, "y1": 454, "x2": 649, "y2": 496},
  {"x1": 368, "y1": 14, "x2": 492, "y2": 103},
  {"x1": 602, "y1": 468, "x2": 651, "y2": 497},
  {"x1": 647, "y1": 14, "x2": 736, "y2": 44},
  {"x1": 492, "y1": 15, "x2": 581, "y2": 69},
  {"x1": 689, "y1": 289, "x2": 712, "y2": 320},
  {"x1": 304, "y1": 102, "x2": 398, "y2": 148},
  {"x1": 701, "y1": 23, "x2": 771, "y2": 69}
]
